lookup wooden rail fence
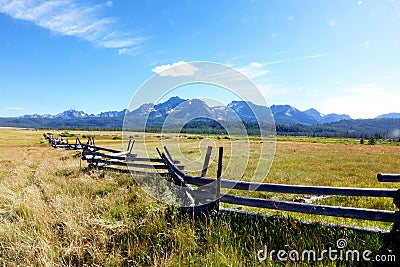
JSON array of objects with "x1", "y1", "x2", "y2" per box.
[
  {"x1": 43, "y1": 133, "x2": 182, "y2": 176},
  {"x1": 44, "y1": 133, "x2": 400, "y2": 228},
  {"x1": 157, "y1": 146, "x2": 400, "y2": 225}
]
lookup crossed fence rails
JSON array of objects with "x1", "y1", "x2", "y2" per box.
[
  {"x1": 43, "y1": 133, "x2": 400, "y2": 231},
  {"x1": 43, "y1": 133, "x2": 182, "y2": 176}
]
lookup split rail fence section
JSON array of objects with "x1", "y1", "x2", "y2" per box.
[
  {"x1": 158, "y1": 146, "x2": 400, "y2": 227},
  {"x1": 44, "y1": 133, "x2": 400, "y2": 228},
  {"x1": 43, "y1": 133, "x2": 182, "y2": 176}
]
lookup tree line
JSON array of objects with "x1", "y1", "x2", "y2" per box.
[{"x1": 1, "y1": 117, "x2": 400, "y2": 140}]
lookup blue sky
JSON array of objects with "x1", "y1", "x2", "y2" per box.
[{"x1": 1, "y1": 0, "x2": 399, "y2": 119}]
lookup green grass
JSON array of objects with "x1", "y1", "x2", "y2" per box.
[
  {"x1": 0, "y1": 128, "x2": 399, "y2": 266},
  {"x1": 59, "y1": 131, "x2": 76, "y2": 137}
]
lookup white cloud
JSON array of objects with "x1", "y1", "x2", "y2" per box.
[
  {"x1": 318, "y1": 84, "x2": 400, "y2": 119},
  {"x1": 118, "y1": 46, "x2": 140, "y2": 56},
  {"x1": 341, "y1": 84, "x2": 383, "y2": 94},
  {"x1": 294, "y1": 54, "x2": 326, "y2": 61},
  {"x1": 363, "y1": 41, "x2": 370, "y2": 49},
  {"x1": 329, "y1": 19, "x2": 336, "y2": 27},
  {"x1": 4, "y1": 106, "x2": 23, "y2": 110},
  {"x1": 274, "y1": 49, "x2": 291, "y2": 56},
  {"x1": 258, "y1": 84, "x2": 288, "y2": 98},
  {"x1": 0, "y1": 0, "x2": 142, "y2": 53},
  {"x1": 236, "y1": 62, "x2": 269, "y2": 79},
  {"x1": 106, "y1": 1, "x2": 113, "y2": 8},
  {"x1": 264, "y1": 60, "x2": 285, "y2": 65},
  {"x1": 152, "y1": 61, "x2": 198, "y2": 77},
  {"x1": 249, "y1": 62, "x2": 262, "y2": 68}
]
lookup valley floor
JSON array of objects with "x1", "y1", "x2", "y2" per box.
[{"x1": 0, "y1": 128, "x2": 399, "y2": 266}]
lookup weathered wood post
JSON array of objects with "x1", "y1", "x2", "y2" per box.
[
  {"x1": 128, "y1": 139, "x2": 135, "y2": 154},
  {"x1": 215, "y1": 146, "x2": 223, "y2": 211},
  {"x1": 127, "y1": 139, "x2": 131, "y2": 151},
  {"x1": 79, "y1": 150, "x2": 83, "y2": 170},
  {"x1": 377, "y1": 173, "x2": 400, "y2": 249},
  {"x1": 391, "y1": 189, "x2": 400, "y2": 244},
  {"x1": 389, "y1": 189, "x2": 400, "y2": 260},
  {"x1": 201, "y1": 146, "x2": 213, "y2": 177}
]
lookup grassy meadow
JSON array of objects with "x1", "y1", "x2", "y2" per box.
[{"x1": 0, "y1": 128, "x2": 399, "y2": 266}]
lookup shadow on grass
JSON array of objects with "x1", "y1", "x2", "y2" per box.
[{"x1": 176, "y1": 207, "x2": 399, "y2": 266}]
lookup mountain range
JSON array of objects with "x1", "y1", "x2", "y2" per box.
[
  {"x1": 376, "y1": 112, "x2": 400, "y2": 119},
  {"x1": 2, "y1": 96, "x2": 400, "y2": 139},
  {"x1": 18, "y1": 96, "x2": 356, "y2": 126},
  {"x1": 20, "y1": 109, "x2": 128, "y2": 119}
]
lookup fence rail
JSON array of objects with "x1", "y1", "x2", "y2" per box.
[
  {"x1": 378, "y1": 173, "x2": 400, "y2": 183},
  {"x1": 182, "y1": 176, "x2": 399, "y2": 198},
  {"x1": 221, "y1": 194, "x2": 400, "y2": 223}
]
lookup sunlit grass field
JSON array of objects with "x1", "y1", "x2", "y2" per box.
[{"x1": 0, "y1": 128, "x2": 399, "y2": 266}]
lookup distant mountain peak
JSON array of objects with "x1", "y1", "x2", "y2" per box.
[
  {"x1": 304, "y1": 108, "x2": 325, "y2": 117},
  {"x1": 376, "y1": 112, "x2": 400, "y2": 119},
  {"x1": 271, "y1": 105, "x2": 315, "y2": 125},
  {"x1": 52, "y1": 109, "x2": 91, "y2": 119},
  {"x1": 303, "y1": 108, "x2": 351, "y2": 124},
  {"x1": 97, "y1": 109, "x2": 128, "y2": 118}
]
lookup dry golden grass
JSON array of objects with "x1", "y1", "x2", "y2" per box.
[{"x1": 0, "y1": 128, "x2": 399, "y2": 266}]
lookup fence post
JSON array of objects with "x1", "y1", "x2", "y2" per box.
[
  {"x1": 391, "y1": 190, "x2": 400, "y2": 244},
  {"x1": 129, "y1": 140, "x2": 135, "y2": 154},
  {"x1": 127, "y1": 139, "x2": 131, "y2": 151},
  {"x1": 378, "y1": 174, "x2": 400, "y2": 243},
  {"x1": 201, "y1": 146, "x2": 213, "y2": 177},
  {"x1": 79, "y1": 151, "x2": 82, "y2": 170},
  {"x1": 215, "y1": 147, "x2": 223, "y2": 211}
]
